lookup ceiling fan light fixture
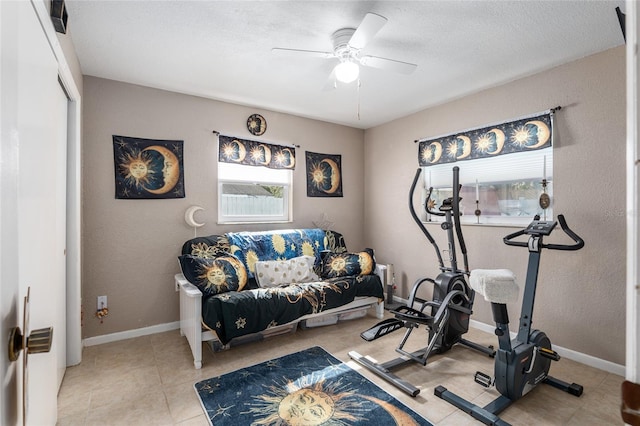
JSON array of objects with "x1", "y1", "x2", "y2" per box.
[{"x1": 335, "y1": 60, "x2": 359, "y2": 83}]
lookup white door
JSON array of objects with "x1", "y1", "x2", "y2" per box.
[
  {"x1": 0, "y1": 0, "x2": 24, "y2": 422},
  {"x1": 1, "y1": 1, "x2": 68, "y2": 424}
]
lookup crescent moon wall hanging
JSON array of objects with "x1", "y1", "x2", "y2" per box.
[
  {"x1": 113, "y1": 135, "x2": 185, "y2": 199},
  {"x1": 416, "y1": 108, "x2": 557, "y2": 167},
  {"x1": 305, "y1": 151, "x2": 343, "y2": 197},
  {"x1": 185, "y1": 205, "x2": 205, "y2": 237}
]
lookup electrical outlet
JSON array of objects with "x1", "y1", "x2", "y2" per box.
[{"x1": 97, "y1": 295, "x2": 107, "y2": 311}]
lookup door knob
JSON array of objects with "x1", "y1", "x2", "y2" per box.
[
  {"x1": 8, "y1": 326, "x2": 53, "y2": 361},
  {"x1": 7, "y1": 287, "x2": 53, "y2": 362}
]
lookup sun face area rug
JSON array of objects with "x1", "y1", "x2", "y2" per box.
[{"x1": 194, "y1": 346, "x2": 433, "y2": 425}]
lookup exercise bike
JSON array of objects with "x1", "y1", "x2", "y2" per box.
[
  {"x1": 435, "y1": 214, "x2": 585, "y2": 426},
  {"x1": 349, "y1": 166, "x2": 495, "y2": 397}
]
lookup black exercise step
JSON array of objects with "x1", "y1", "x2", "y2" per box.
[
  {"x1": 392, "y1": 306, "x2": 434, "y2": 326},
  {"x1": 360, "y1": 318, "x2": 404, "y2": 341}
]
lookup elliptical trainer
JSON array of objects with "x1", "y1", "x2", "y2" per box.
[
  {"x1": 348, "y1": 166, "x2": 494, "y2": 397},
  {"x1": 435, "y1": 214, "x2": 585, "y2": 426}
]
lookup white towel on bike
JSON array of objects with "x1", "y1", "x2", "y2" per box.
[{"x1": 470, "y1": 269, "x2": 519, "y2": 304}]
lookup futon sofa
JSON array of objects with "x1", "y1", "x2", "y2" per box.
[{"x1": 175, "y1": 228, "x2": 386, "y2": 368}]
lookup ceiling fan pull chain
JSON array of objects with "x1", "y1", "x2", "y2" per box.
[{"x1": 357, "y1": 79, "x2": 361, "y2": 121}]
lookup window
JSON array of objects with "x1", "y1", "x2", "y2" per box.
[
  {"x1": 218, "y1": 162, "x2": 292, "y2": 224},
  {"x1": 423, "y1": 147, "x2": 552, "y2": 226}
]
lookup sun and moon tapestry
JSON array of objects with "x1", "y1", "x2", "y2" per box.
[
  {"x1": 218, "y1": 135, "x2": 296, "y2": 169},
  {"x1": 113, "y1": 135, "x2": 185, "y2": 199},
  {"x1": 306, "y1": 151, "x2": 343, "y2": 197},
  {"x1": 418, "y1": 112, "x2": 552, "y2": 166}
]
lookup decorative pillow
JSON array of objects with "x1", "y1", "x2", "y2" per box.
[
  {"x1": 180, "y1": 235, "x2": 230, "y2": 258},
  {"x1": 320, "y1": 248, "x2": 376, "y2": 279},
  {"x1": 324, "y1": 230, "x2": 348, "y2": 254},
  {"x1": 254, "y1": 255, "x2": 320, "y2": 288},
  {"x1": 178, "y1": 254, "x2": 247, "y2": 296}
]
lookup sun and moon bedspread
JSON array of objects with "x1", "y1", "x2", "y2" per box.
[
  {"x1": 201, "y1": 274, "x2": 383, "y2": 345},
  {"x1": 179, "y1": 229, "x2": 383, "y2": 345}
]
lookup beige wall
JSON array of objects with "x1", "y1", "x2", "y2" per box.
[
  {"x1": 82, "y1": 76, "x2": 365, "y2": 338},
  {"x1": 364, "y1": 46, "x2": 626, "y2": 365},
  {"x1": 83, "y1": 46, "x2": 626, "y2": 366}
]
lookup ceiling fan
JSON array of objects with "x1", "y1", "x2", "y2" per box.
[{"x1": 272, "y1": 12, "x2": 418, "y2": 86}]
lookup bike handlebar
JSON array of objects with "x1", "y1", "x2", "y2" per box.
[
  {"x1": 503, "y1": 214, "x2": 584, "y2": 251},
  {"x1": 547, "y1": 214, "x2": 585, "y2": 251},
  {"x1": 502, "y1": 229, "x2": 528, "y2": 247}
]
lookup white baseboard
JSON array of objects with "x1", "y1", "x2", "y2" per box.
[
  {"x1": 82, "y1": 321, "x2": 180, "y2": 347},
  {"x1": 390, "y1": 295, "x2": 625, "y2": 376},
  {"x1": 82, "y1": 311, "x2": 626, "y2": 377}
]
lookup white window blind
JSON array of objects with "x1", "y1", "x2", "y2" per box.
[
  {"x1": 425, "y1": 148, "x2": 552, "y2": 188},
  {"x1": 423, "y1": 147, "x2": 553, "y2": 226},
  {"x1": 218, "y1": 162, "x2": 291, "y2": 184}
]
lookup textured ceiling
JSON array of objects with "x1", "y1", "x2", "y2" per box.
[{"x1": 65, "y1": 1, "x2": 626, "y2": 129}]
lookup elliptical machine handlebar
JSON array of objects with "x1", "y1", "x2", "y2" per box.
[
  {"x1": 503, "y1": 214, "x2": 584, "y2": 251},
  {"x1": 451, "y1": 167, "x2": 469, "y2": 273},
  {"x1": 409, "y1": 167, "x2": 469, "y2": 273},
  {"x1": 409, "y1": 168, "x2": 445, "y2": 268}
]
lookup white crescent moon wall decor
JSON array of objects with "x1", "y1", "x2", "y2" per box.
[{"x1": 185, "y1": 205, "x2": 205, "y2": 228}]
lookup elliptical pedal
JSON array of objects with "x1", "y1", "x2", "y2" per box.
[
  {"x1": 391, "y1": 305, "x2": 434, "y2": 326},
  {"x1": 360, "y1": 318, "x2": 404, "y2": 342}
]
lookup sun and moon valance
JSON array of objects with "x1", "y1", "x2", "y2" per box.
[
  {"x1": 417, "y1": 109, "x2": 556, "y2": 167},
  {"x1": 218, "y1": 135, "x2": 296, "y2": 170}
]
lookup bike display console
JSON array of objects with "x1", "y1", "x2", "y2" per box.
[{"x1": 525, "y1": 220, "x2": 557, "y2": 236}]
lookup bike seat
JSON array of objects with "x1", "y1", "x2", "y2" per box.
[{"x1": 470, "y1": 269, "x2": 519, "y2": 304}]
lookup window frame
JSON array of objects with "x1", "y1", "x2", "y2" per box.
[
  {"x1": 422, "y1": 147, "x2": 553, "y2": 227},
  {"x1": 217, "y1": 163, "x2": 293, "y2": 225}
]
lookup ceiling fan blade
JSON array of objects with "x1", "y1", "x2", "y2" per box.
[
  {"x1": 360, "y1": 55, "x2": 417, "y2": 75},
  {"x1": 271, "y1": 47, "x2": 334, "y2": 59},
  {"x1": 322, "y1": 68, "x2": 338, "y2": 91},
  {"x1": 348, "y1": 12, "x2": 387, "y2": 49}
]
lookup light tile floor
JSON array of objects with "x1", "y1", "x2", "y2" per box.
[{"x1": 57, "y1": 312, "x2": 624, "y2": 425}]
